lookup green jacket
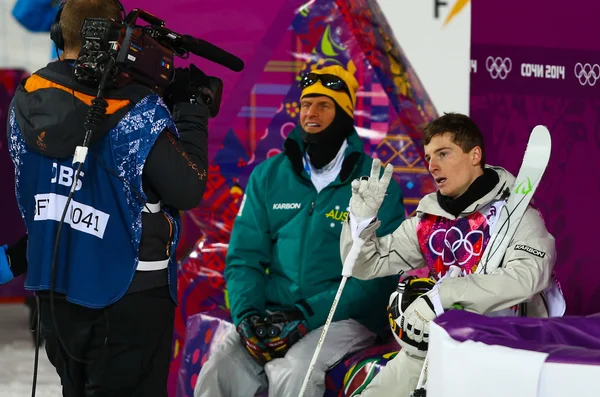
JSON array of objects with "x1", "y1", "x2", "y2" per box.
[{"x1": 225, "y1": 127, "x2": 406, "y2": 334}]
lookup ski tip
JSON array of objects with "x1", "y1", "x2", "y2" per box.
[
  {"x1": 529, "y1": 125, "x2": 552, "y2": 148},
  {"x1": 532, "y1": 125, "x2": 551, "y2": 139}
]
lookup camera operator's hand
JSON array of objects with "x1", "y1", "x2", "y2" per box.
[
  {"x1": 1, "y1": 234, "x2": 28, "y2": 284},
  {"x1": 164, "y1": 64, "x2": 223, "y2": 118}
]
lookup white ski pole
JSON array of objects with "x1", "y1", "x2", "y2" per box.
[
  {"x1": 408, "y1": 356, "x2": 428, "y2": 397},
  {"x1": 297, "y1": 238, "x2": 364, "y2": 397},
  {"x1": 415, "y1": 355, "x2": 428, "y2": 389},
  {"x1": 409, "y1": 265, "x2": 461, "y2": 397}
]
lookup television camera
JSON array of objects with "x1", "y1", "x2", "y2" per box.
[{"x1": 73, "y1": 8, "x2": 244, "y2": 114}]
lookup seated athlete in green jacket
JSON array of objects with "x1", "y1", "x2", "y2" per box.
[{"x1": 194, "y1": 62, "x2": 407, "y2": 397}]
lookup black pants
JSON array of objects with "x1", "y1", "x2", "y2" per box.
[{"x1": 39, "y1": 286, "x2": 175, "y2": 397}]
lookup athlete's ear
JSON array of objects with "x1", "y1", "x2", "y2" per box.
[{"x1": 471, "y1": 146, "x2": 482, "y2": 166}]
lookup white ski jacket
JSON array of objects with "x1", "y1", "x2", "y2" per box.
[{"x1": 340, "y1": 166, "x2": 559, "y2": 317}]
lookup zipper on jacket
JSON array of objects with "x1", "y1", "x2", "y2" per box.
[{"x1": 309, "y1": 201, "x2": 315, "y2": 216}]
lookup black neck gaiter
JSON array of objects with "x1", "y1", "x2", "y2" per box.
[
  {"x1": 301, "y1": 103, "x2": 354, "y2": 169},
  {"x1": 436, "y1": 168, "x2": 499, "y2": 216}
]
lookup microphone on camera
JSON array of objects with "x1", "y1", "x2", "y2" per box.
[{"x1": 179, "y1": 35, "x2": 244, "y2": 72}]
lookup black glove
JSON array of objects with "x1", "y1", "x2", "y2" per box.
[
  {"x1": 236, "y1": 312, "x2": 273, "y2": 365},
  {"x1": 6, "y1": 234, "x2": 28, "y2": 277},
  {"x1": 260, "y1": 310, "x2": 308, "y2": 359},
  {"x1": 164, "y1": 64, "x2": 223, "y2": 118}
]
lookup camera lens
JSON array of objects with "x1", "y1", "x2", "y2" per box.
[
  {"x1": 255, "y1": 326, "x2": 267, "y2": 339},
  {"x1": 267, "y1": 325, "x2": 280, "y2": 338}
]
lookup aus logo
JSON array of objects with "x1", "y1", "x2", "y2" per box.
[{"x1": 325, "y1": 205, "x2": 348, "y2": 228}]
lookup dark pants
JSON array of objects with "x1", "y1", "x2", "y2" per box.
[{"x1": 39, "y1": 286, "x2": 175, "y2": 397}]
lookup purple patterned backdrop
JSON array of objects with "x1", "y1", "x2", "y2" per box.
[
  {"x1": 0, "y1": 70, "x2": 29, "y2": 297},
  {"x1": 470, "y1": 0, "x2": 600, "y2": 315},
  {"x1": 119, "y1": 0, "x2": 302, "y2": 163}
]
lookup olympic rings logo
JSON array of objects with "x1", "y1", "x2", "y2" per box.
[
  {"x1": 485, "y1": 56, "x2": 512, "y2": 80},
  {"x1": 574, "y1": 63, "x2": 600, "y2": 86},
  {"x1": 428, "y1": 227, "x2": 484, "y2": 266}
]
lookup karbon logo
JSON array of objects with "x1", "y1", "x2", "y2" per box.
[
  {"x1": 486, "y1": 57, "x2": 512, "y2": 80},
  {"x1": 514, "y1": 244, "x2": 546, "y2": 258},
  {"x1": 273, "y1": 203, "x2": 301, "y2": 210},
  {"x1": 574, "y1": 63, "x2": 600, "y2": 87}
]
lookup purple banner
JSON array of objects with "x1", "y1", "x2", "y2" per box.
[
  {"x1": 471, "y1": 45, "x2": 600, "y2": 99},
  {"x1": 471, "y1": 0, "x2": 600, "y2": 52},
  {"x1": 471, "y1": 0, "x2": 600, "y2": 316}
]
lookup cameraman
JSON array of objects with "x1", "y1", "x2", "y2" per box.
[{"x1": 6, "y1": 0, "x2": 216, "y2": 395}]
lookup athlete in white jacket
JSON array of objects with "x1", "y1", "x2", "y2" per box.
[{"x1": 341, "y1": 113, "x2": 560, "y2": 396}]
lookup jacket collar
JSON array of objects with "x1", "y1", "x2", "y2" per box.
[{"x1": 283, "y1": 126, "x2": 363, "y2": 184}]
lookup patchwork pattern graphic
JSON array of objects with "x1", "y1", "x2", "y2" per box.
[{"x1": 171, "y1": 1, "x2": 437, "y2": 396}]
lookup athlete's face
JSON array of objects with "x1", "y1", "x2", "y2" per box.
[
  {"x1": 300, "y1": 96, "x2": 336, "y2": 134},
  {"x1": 424, "y1": 133, "x2": 484, "y2": 198}
]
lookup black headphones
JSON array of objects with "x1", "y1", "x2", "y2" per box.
[{"x1": 50, "y1": 0, "x2": 126, "y2": 51}]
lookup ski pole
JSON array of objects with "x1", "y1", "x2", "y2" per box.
[
  {"x1": 416, "y1": 355, "x2": 428, "y2": 389},
  {"x1": 298, "y1": 238, "x2": 364, "y2": 397}
]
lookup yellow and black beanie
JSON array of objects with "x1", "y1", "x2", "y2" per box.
[{"x1": 300, "y1": 62, "x2": 359, "y2": 119}]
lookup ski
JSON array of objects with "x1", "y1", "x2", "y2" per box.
[{"x1": 476, "y1": 125, "x2": 552, "y2": 275}]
